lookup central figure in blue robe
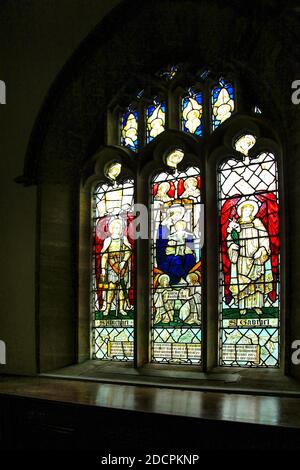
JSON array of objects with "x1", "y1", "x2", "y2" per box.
[{"x1": 156, "y1": 223, "x2": 197, "y2": 285}]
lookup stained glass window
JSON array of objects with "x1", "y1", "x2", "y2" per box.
[
  {"x1": 212, "y1": 79, "x2": 235, "y2": 130},
  {"x1": 118, "y1": 71, "x2": 238, "y2": 152},
  {"x1": 157, "y1": 65, "x2": 178, "y2": 81},
  {"x1": 104, "y1": 67, "x2": 284, "y2": 372},
  {"x1": 120, "y1": 109, "x2": 138, "y2": 152},
  {"x1": 182, "y1": 90, "x2": 203, "y2": 136},
  {"x1": 151, "y1": 151, "x2": 202, "y2": 364},
  {"x1": 146, "y1": 99, "x2": 166, "y2": 143},
  {"x1": 218, "y1": 139, "x2": 280, "y2": 367},
  {"x1": 92, "y1": 164, "x2": 135, "y2": 361}
]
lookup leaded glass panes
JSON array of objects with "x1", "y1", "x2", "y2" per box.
[
  {"x1": 151, "y1": 163, "x2": 202, "y2": 364},
  {"x1": 182, "y1": 91, "x2": 203, "y2": 136},
  {"x1": 212, "y1": 79, "x2": 235, "y2": 130},
  {"x1": 118, "y1": 71, "x2": 237, "y2": 151},
  {"x1": 103, "y1": 67, "x2": 284, "y2": 372},
  {"x1": 146, "y1": 100, "x2": 166, "y2": 143},
  {"x1": 218, "y1": 148, "x2": 280, "y2": 367},
  {"x1": 92, "y1": 174, "x2": 135, "y2": 361},
  {"x1": 120, "y1": 109, "x2": 138, "y2": 152}
]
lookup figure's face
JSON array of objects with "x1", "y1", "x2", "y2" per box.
[
  {"x1": 110, "y1": 221, "x2": 122, "y2": 236},
  {"x1": 106, "y1": 162, "x2": 121, "y2": 181},
  {"x1": 234, "y1": 134, "x2": 256, "y2": 156},
  {"x1": 159, "y1": 182, "x2": 169, "y2": 194},
  {"x1": 170, "y1": 152, "x2": 182, "y2": 164},
  {"x1": 185, "y1": 178, "x2": 197, "y2": 190},
  {"x1": 187, "y1": 274, "x2": 197, "y2": 285},
  {"x1": 242, "y1": 205, "x2": 253, "y2": 219},
  {"x1": 166, "y1": 149, "x2": 184, "y2": 168},
  {"x1": 161, "y1": 277, "x2": 169, "y2": 287}
]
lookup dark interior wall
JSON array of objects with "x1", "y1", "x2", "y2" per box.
[{"x1": 0, "y1": 0, "x2": 121, "y2": 374}]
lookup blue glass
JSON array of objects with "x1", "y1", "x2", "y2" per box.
[
  {"x1": 211, "y1": 80, "x2": 235, "y2": 131},
  {"x1": 146, "y1": 101, "x2": 166, "y2": 143},
  {"x1": 121, "y1": 110, "x2": 138, "y2": 152},
  {"x1": 182, "y1": 92, "x2": 203, "y2": 137}
]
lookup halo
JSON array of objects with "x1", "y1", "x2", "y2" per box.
[
  {"x1": 158, "y1": 274, "x2": 170, "y2": 284},
  {"x1": 237, "y1": 199, "x2": 259, "y2": 217}
]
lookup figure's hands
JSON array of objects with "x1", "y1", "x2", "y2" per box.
[
  {"x1": 179, "y1": 288, "x2": 191, "y2": 299},
  {"x1": 253, "y1": 247, "x2": 268, "y2": 263},
  {"x1": 119, "y1": 261, "x2": 126, "y2": 271},
  {"x1": 119, "y1": 261, "x2": 128, "y2": 278},
  {"x1": 101, "y1": 268, "x2": 106, "y2": 276},
  {"x1": 231, "y1": 243, "x2": 239, "y2": 251},
  {"x1": 254, "y1": 247, "x2": 266, "y2": 259}
]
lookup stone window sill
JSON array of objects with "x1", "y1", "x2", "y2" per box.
[{"x1": 41, "y1": 360, "x2": 300, "y2": 398}]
